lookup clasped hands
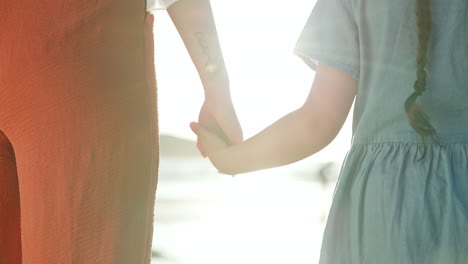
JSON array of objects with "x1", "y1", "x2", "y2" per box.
[{"x1": 190, "y1": 84, "x2": 242, "y2": 175}]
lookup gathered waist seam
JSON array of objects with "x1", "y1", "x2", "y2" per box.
[{"x1": 351, "y1": 134, "x2": 468, "y2": 146}]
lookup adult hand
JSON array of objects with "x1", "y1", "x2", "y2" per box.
[{"x1": 195, "y1": 84, "x2": 243, "y2": 157}]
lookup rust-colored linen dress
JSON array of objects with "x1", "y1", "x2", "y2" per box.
[{"x1": 0, "y1": 1, "x2": 159, "y2": 263}]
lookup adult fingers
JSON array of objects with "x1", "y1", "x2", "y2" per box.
[{"x1": 217, "y1": 109, "x2": 243, "y2": 144}]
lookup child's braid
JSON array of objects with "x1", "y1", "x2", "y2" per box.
[{"x1": 404, "y1": 0, "x2": 437, "y2": 160}]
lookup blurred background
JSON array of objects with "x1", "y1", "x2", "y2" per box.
[{"x1": 150, "y1": 0, "x2": 354, "y2": 263}]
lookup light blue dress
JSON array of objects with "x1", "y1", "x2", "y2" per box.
[{"x1": 294, "y1": 0, "x2": 468, "y2": 263}]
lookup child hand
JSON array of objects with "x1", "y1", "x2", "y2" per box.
[{"x1": 190, "y1": 122, "x2": 233, "y2": 175}]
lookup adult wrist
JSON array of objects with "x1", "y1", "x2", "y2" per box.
[{"x1": 202, "y1": 74, "x2": 231, "y2": 99}]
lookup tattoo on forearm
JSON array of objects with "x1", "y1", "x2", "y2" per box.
[{"x1": 195, "y1": 32, "x2": 222, "y2": 76}]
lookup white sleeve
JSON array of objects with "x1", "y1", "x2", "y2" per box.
[{"x1": 147, "y1": 0, "x2": 180, "y2": 12}]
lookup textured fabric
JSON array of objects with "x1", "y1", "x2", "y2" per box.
[
  {"x1": 294, "y1": 0, "x2": 468, "y2": 263},
  {"x1": 0, "y1": 1, "x2": 159, "y2": 264},
  {"x1": 147, "y1": 0, "x2": 179, "y2": 12}
]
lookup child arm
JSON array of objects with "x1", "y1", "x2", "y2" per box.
[{"x1": 191, "y1": 64, "x2": 357, "y2": 175}]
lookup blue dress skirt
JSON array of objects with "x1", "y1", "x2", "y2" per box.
[{"x1": 294, "y1": 0, "x2": 468, "y2": 263}]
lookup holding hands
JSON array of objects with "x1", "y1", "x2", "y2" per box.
[
  {"x1": 195, "y1": 82, "x2": 243, "y2": 156},
  {"x1": 191, "y1": 65, "x2": 358, "y2": 176},
  {"x1": 191, "y1": 81, "x2": 242, "y2": 175},
  {"x1": 190, "y1": 121, "x2": 232, "y2": 174},
  {"x1": 167, "y1": 0, "x2": 243, "y2": 174}
]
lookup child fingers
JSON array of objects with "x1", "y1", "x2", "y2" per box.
[
  {"x1": 190, "y1": 122, "x2": 200, "y2": 136},
  {"x1": 190, "y1": 122, "x2": 213, "y2": 139},
  {"x1": 190, "y1": 122, "x2": 208, "y2": 136},
  {"x1": 190, "y1": 122, "x2": 207, "y2": 158},
  {"x1": 197, "y1": 141, "x2": 207, "y2": 158}
]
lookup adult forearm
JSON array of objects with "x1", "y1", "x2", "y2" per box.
[
  {"x1": 167, "y1": 0, "x2": 228, "y2": 91},
  {"x1": 214, "y1": 106, "x2": 337, "y2": 175}
]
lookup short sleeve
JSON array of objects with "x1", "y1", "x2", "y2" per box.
[
  {"x1": 294, "y1": 0, "x2": 360, "y2": 80},
  {"x1": 146, "y1": 0, "x2": 179, "y2": 12}
]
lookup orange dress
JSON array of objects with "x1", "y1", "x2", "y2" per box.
[{"x1": 0, "y1": 1, "x2": 159, "y2": 263}]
